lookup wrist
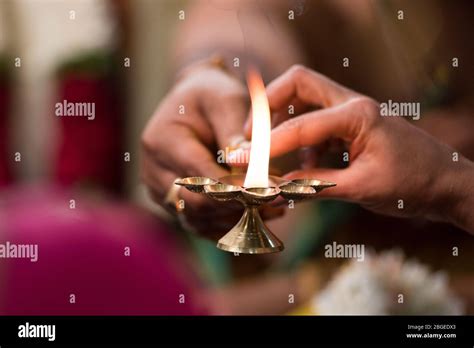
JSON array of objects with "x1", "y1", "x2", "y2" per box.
[{"x1": 431, "y1": 156, "x2": 474, "y2": 233}]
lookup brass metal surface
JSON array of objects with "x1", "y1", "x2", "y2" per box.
[
  {"x1": 174, "y1": 176, "x2": 217, "y2": 193},
  {"x1": 217, "y1": 205, "x2": 284, "y2": 254},
  {"x1": 177, "y1": 174, "x2": 336, "y2": 254}
]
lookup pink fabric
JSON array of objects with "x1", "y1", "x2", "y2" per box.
[
  {"x1": 54, "y1": 75, "x2": 124, "y2": 193},
  {"x1": 0, "y1": 186, "x2": 205, "y2": 315}
]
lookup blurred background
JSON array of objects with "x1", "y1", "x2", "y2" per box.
[
  {"x1": 0, "y1": 0, "x2": 185, "y2": 192},
  {"x1": 0, "y1": 0, "x2": 472, "y2": 315}
]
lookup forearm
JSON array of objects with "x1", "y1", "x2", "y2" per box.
[
  {"x1": 434, "y1": 157, "x2": 474, "y2": 234},
  {"x1": 418, "y1": 105, "x2": 474, "y2": 161},
  {"x1": 171, "y1": 0, "x2": 306, "y2": 80}
]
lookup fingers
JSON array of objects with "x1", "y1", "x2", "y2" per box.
[
  {"x1": 143, "y1": 157, "x2": 243, "y2": 218},
  {"x1": 193, "y1": 71, "x2": 249, "y2": 150},
  {"x1": 150, "y1": 124, "x2": 229, "y2": 180},
  {"x1": 270, "y1": 99, "x2": 367, "y2": 158},
  {"x1": 243, "y1": 97, "x2": 309, "y2": 139},
  {"x1": 205, "y1": 92, "x2": 249, "y2": 150},
  {"x1": 230, "y1": 100, "x2": 360, "y2": 166},
  {"x1": 298, "y1": 146, "x2": 322, "y2": 170},
  {"x1": 142, "y1": 123, "x2": 231, "y2": 211},
  {"x1": 244, "y1": 65, "x2": 358, "y2": 143},
  {"x1": 141, "y1": 158, "x2": 178, "y2": 200},
  {"x1": 270, "y1": 97, "x2": 310, "y2": 129},
  {"x1": 266, "y1": 65, "x2": 359, "y2": 111}
]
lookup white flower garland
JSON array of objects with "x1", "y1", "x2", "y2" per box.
[{"x1": 314, "y1": 250, "x2": 464, "y2": 315}]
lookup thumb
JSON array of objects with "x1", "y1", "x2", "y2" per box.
[{"x1": 204, "y1": 89, "x2": 249, "y2": 151}]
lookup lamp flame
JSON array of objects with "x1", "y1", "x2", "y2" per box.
[{"x1": 244, "y1": 68, "x2": 271, "y2": 188}]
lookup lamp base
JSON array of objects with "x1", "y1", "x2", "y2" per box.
[{"x1": 217, "y1": 205, "x2": 284, "y2": 254}]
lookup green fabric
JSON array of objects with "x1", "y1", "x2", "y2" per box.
[
  {"x1": 56, "y1": 50, "x2": 118, "y2": 77},
  {"x1": 275, "y1": 201, "x2": 356, "y2": 272},
  {"x1": 189, "y1": 236, "x2": 232, "y2": 286},
  {"x1": 170, "y1": 217, "x2": 232, "y2": 286},
  {"x1": 188, "y1": 201, "x2": 356, "y2": 285}
]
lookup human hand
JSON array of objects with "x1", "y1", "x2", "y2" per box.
[
  {"x1": 240, "y1": 65, "x2": 465, "y2": 221},
  {"x1": 141, "y1": 64, "x2": 283, "y2": 238}
]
